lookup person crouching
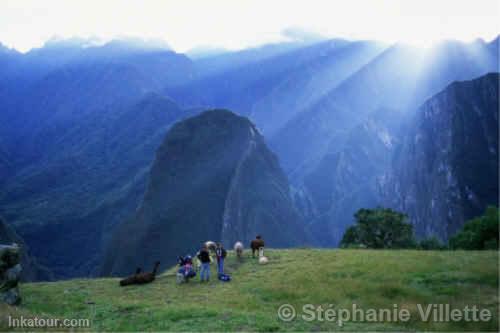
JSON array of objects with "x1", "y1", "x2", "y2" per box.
[
  {"x1": 197, "y1": 245, "x2": 211, "y2": 282},
  {"x1": 177, "y1": 255, "x2": 196, "y2": 283}
]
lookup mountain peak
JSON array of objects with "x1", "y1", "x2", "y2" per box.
[{"x1": 101, "y1": 109, "x2": 309, "y2": 276}]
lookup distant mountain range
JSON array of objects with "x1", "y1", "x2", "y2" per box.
[
  {"x1": 0, "y1": 36, "x2": 497, "y2": 279},
  {"x1": 270, "y1": 38, "x2": 499, "y2": 246},
  {"x1": 0, "y1": 39, "x2": 197, "y2": 277}
]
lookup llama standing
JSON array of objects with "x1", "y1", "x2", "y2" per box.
[
  {"x1": 250, "y1": 235, "x2": 265, "y2": 258},
  {"x1": 204, "y1": 241, "x2": 216, "y2": 253},
  {"x1": 234, "y1": 241, "x2": 244, "y2": 258}
]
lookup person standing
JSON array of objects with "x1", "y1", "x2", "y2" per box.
[
  {"x1": 197, "y1": 245, "x2": 211, "y2": 282},
  {"x1": 215, "y1": 243, "x2": 227, "y2": 275}
]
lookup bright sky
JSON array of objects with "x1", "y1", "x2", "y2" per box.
[{"x1": 1, "y1": 0, "x2": 499, "y2": 52}]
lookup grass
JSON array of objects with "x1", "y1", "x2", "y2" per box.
[{"x1": 1, "y1": 249, "x2": 498, "y2": 331}]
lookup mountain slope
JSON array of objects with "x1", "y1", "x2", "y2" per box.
[
  {"x1": 301, "y1": 108, "x2": 405, "y2": 245},
  {"x1": 102, "y1": 110, "x2": 308, "y2": 276},
  {"x1": 1, "y1": 94, "x2": 195, "y2": 278},
  {"x1": 0, "y1": 38, "x2": 194, "y2": 157},
  {"x1": 169, "y1": 39, "x2": 385, "y2": 136},
  {"x1": 384, "y1": 72, "x2": 499, "y2": 239},
  {"x1": 271, "y1": 39, "x2": 499, "y2": 246},
  {"x1": 0, "y1": 39, "x2": 198, "y2": 278},
  {"x1": 273, "y1": 39, "x2": 499, "y2": 175}
]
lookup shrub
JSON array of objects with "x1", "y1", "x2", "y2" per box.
[
  {"x1": 340, "y1": 207, "x2": 415, "y2": 249},
  {"x1": 418, "y1": 236, "x2": 445, "y2": 250},
  {"x1": 449, "y1": 206, "x2": 499, "y2": 250}
]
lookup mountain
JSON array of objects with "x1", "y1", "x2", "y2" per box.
[
  {"x1": 190, "y1": 40, "x2": 313, "y2": 78},
  {"x1": 273, "y1": 39, "x2": 499, "y2": 175},
  {"x1": 1, "y1": 42, "x2": 194, "y2": 153},
  {"x1": 383, "y1": 73, "x2": 499, "y2": 240},
  {"x1": 1, "y1": 94, "x2": 196, "y2": 278},
  {"x1": 0, "y1": 217, "x2": 53, "y2": 281},
  {"x1": 271, "y1": 39, "x2": 499, "y2": 246},
  {"x1": 0, "y1": 141, "x2": 11, "y2": 183},
  {"x1": 300, "y1": 108, "x2": 406, "y2": 245},
  {"x1": 186, "y1": 45, "x2": 228, "y2": 59},
  {"x1": 0, "y1": 38, "x2": 200, "y2": 278},
  {"x1": 170, "y1": 39, "x2": 385, "y2": 136},
  {"x1": 102, "y1": 110, "x2": 309, "y2": 276},
  {"x1": 1, "y1": 36, "x2": 498, "y2": 279}
]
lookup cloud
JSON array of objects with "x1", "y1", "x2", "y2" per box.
[{"x1": 0, "y1": 0, "x2": 498, "y2": 52}]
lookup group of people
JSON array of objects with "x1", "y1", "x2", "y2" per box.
[
  {"x1": 177, "y1": 242, "x2": 227, "y2": 283},
  {"x1": 197, "y1": 242, "x2": 227, "y2": 282},
  {"x1": 177, "y1": 235, "x2": 265, "y2": 284}
]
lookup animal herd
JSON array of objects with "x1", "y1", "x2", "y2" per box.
[{"x1": 119, "y1": 236, "x2": 267, "y2": 286}]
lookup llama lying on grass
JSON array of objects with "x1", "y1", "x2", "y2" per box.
[{"x1": 119, "y1": 261, "x2": 160, "y2": 286}]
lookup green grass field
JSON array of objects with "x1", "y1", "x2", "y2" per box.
[{"x1": 1, "y1": 249, "x2": 498, "y2": 331}]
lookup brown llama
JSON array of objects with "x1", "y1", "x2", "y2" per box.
[
  {"x1": 119, "y1": 262, "x2": 160, "y2": 286},
  {"x1": 250, "y1": 235, "x2": 265, "y2": 258}
]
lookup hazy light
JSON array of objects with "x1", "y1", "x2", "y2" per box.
[{"x1": 0, "y1": 0, "x2": 498, "y2": 52}]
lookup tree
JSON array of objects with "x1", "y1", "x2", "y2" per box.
[
  {"x1": 340, "y1": 226, "x2": 359, "y2": 248},
  {"x1": 340, "y1": 208, "x2": 415, "y2": 249},
  {"x1": 449, "y1": 206, "x2": 499, "y2": 250}
]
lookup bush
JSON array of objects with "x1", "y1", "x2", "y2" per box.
[
  {"x1": 418, "y1": 236, "x2": 445, "y2": 250},
  {"x1": 340, "y1": 207, "x2": 415, "y2": 249},
  {"x1": 449, "y1": 206, "x2": 499, "y2": 250}
]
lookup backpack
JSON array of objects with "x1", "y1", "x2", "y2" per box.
[{"x1": 218, "y1": 273, "x2": 231, "y2": 282}]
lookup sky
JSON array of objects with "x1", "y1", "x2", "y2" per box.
[{"x1": 1, "y1": 0, "x2": 499, "y2": 52}]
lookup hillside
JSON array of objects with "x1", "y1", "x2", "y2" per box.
[
  {"x1": 1, "y1": 249, "x2": 498, "y2": 331},
  {"x1": 102, "y1": 110, "x2": 309, "y2": 276},
  {"x1": 170, "y1": 39, "x2": 385, "y2": 136},
  {"x1": 275, "y1": 70, "x2": 499, "y2": 246},
  {"x1": 0, "y1": 39, "x2": 196, "y2": 279},
  {"x1": 2, "y1": 94, "x2": 194, "y2": 278},
  {"x1": 385, "y1": 73, "x2": 499, "y2": 239}
]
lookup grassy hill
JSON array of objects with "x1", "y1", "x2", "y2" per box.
[{"x1": 1, "y1": 249, "x2": 498, "y2": 331}]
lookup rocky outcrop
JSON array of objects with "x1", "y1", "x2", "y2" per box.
[
  {"x1": 0, "y1": 244, "x2": 22, "y2": 305},
  {"x1": 0, "y1": 218, "x2": 52, "y2": 281},
  {"x1": 101, "y1": 110, "x2": 309, "y2": 276},
  {"x1": 384, "y1": 73, "x2": 499, "y2": 240}
]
